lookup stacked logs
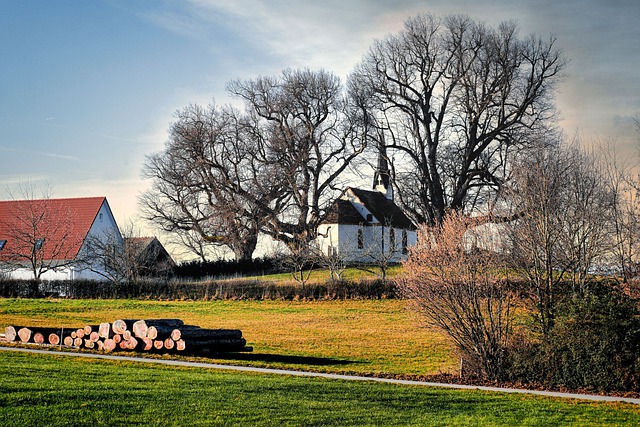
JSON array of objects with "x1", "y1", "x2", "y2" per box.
[{"x1": 3, "y1": 319, "x2": 252, "y2": 355}]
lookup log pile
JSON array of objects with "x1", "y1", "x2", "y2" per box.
[{"x1": 3, "y1": 319, "x2": 252, "y2": 355}]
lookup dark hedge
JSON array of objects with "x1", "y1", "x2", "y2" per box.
[{"x1": 0, "y1": 277, "x2": 396, "y2": 300}]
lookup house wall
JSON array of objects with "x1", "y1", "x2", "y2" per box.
[
  {"x1": 317, "y1": 223, "x2": 417, "y2": 264},
  {"x1": 74, "y1": 201, "x2": 123, "y2": 279}
]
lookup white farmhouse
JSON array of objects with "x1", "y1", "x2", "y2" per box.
[{"x1": 0, "y1": 197, "x2": 122, "y2": 280}]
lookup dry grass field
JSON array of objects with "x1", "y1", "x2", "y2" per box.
[{"x1": 0, "y1": 298, "x2": 455, "y2": 376}]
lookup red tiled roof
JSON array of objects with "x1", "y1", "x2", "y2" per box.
[{"x1": 0, "y1": 197, "x2": 106, "y2": 262}]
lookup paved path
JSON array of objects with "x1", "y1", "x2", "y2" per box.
[{"x1": 2, "y1": 346, "x2": 639, "y2": 405}]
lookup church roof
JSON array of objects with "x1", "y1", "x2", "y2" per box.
[
  {"x1": 348, "y1": 188, "x2": 416, "y2": 230},
  {"x1": 323, "y1": 199, "x2": 368, "y2": 225},
  {"x1": 322, "y1": 188, "x2": 416, "y2": 230}
]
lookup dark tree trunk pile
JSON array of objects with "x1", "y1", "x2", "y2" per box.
[{"x1": 2, "y1": 319, "x2": 252, "y2": 355}]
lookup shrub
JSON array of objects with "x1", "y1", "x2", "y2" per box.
[
  {"x1": 0, "y1": 277, "x2": 395, "y2": 301},
  {"x1": 508, "y1": 281, "x2": 640, "y2": 392}
]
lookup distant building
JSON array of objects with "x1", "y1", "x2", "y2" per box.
[
  {"x1": 317, "y1": 148, "x2": 417, "y2": 263},
  {"x1": 0, "y1": 197, "x2": 122, "y2": 280},
  {"x1": 125, "y1": 237, "x2": 175, "y2": 278}
]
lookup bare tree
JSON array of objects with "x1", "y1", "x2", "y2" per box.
[
  {"x1": 349, "y1": 14, "x2": 567, "y2": 225},
  {"x1": 81, "y1": 227, "x2": 127, "y2": 284},
  {"x1": 228, "y1": 68, "x2": 368, "y2": 249},
  {"x1": 0, "y1": 184, "x2": 82, "y2": 280},
  {"x1": 600, "y1": 143, "x2": 640, "y2": 283},
  {"x1": 399, "y1": 210, "x2": 514, "y2": 380},
  {"x1": 140, "y1": 102, "x2": 283, "y2": 261},
  {"x1": 82, "y1": 221, "x2": 173, "y2": 283},
  {"x1": 355, "y1": 220, "x2": 403, "y2": 282},
  {"x1": 503, "y1": 140, "x2": 615, "y2": 334}
]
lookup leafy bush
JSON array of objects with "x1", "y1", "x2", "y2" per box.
[{"x1": 508, "y1": 281, "x2": 640, "y2": 392}]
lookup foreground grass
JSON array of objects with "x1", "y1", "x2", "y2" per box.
[
  {"x1": 0, "y1": 298, "x2": 454, "y2": 376},
  {"x1": 1, "y1": 351, "x2": 639, "y2": 427}
]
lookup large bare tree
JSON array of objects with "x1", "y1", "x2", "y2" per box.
[
  {"x1": 140, "y1": 103, "x2": 283, "y2": 261},
  {"x1": 349, "y1": 14, "x2": 567, "y2": 225},
  {"x1": 227, "y1": 68, "x2": 368, "y2": 249}
]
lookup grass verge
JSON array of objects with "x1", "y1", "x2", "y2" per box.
[{"x1": 1, "y1": 351, "x2": 639, "y2": 426}]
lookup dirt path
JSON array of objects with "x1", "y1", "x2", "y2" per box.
[{"x1": 2, "y1": 345, "x2": 639, "y2": 405}]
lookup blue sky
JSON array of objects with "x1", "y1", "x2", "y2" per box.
[{"x1": 1, "y1": 0, "x2": 639, "y2": 225}]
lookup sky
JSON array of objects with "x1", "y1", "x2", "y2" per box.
[{"x1": 1, "y1": 0, "x2": 639, "y2": 230}]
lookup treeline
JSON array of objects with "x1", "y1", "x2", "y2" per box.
[{"x1": 0, "y1": 277, "x2": 396, "y2": 300}]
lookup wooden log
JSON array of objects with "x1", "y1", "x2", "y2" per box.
[
  {"x1": 18, "y1": 327, "x2": 32, "y2": 343},
  {"x1": 177, "y1": 327, "x2": 243, "y2": 340},
  {"x1": 182, "y1": 338, "x2": 248, "y2": 352},
  {"x1": 73, "y1": 337, "x2": 83, "y2": 347},
  {"x1": 138, "y1": 319, "x2": 186, "y2": 339},
  {"x1": 71, "y1": 331, "x2": 77, "y2": 339},
  {"x1": 103, "y1": 339, "x2": 116, "y2": 353},
  {"x1": 83, "y1": 325, "x2": 92, "y2": 335},
  {"x1": 143, "y1": 319, "x2": 185, "y2": 328},
  {"x1": 164, "y1": 338, "x2": 175, "y2": 350},
  {"x1": 75, "y1": 328, "x2": 85, "y2": 339},
  {"x1": 112, "y1": 319, "x2": 127, "y2": 335},
  {"x1": 124, "y1": 336, "x2": 138, "y2": 350},
  {"x1": 84, "y1": 339, "x2": 95, "y2": 349},
  {"x1": 4, "y1": 326, "x2": 18, "y2": 342},
  {"x1": 153, "y1": 340, "x2": 164, "y2": 350},
  {"x1": 96, "y1": 340, "x2": 105, "y2": 351},
  {"x1": 141, "y1": 325, "x2": 181, "y2": 340},
  {"x1": 63, "y1": 336, "x2": 74, "y2": 346},
  {"x1": 118, "y1": 340, "x2": 129, "y2": 350},
  {"x1": 142, "y1": 337, "x2": 153, "y2": 351},
  {"x1": 33, "y1": 332, "x2": 45, "y2": 344},
  {"x1": 113, "y1": 334, "x2": 122, "y2": 344},
  {"x1": 89, "y1": 331, "x2": 100, "y2": 342},
  {"x1": 147, "y1": 326, "x2": 158, "y2": 340},
  {"x1": 48, "y1": 333, "x2": 60, "y2": 346},
  {"x1": 175, "y1": 339, "x2": 186, "y2": 352},
  {"x1": 132, "y1": 320, "x2": 148, "y2": 338},
  {"x1": 99, "y1": 322, "x2": 111, "y2": 339}
]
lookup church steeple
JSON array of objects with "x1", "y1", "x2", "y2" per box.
[{"x1": 373, "y1": 144, "x2": 393, "y2": 201}]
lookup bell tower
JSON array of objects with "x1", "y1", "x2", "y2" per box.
[{"x1": 373, "y1": 144, "x2": 393, "y2": 201}]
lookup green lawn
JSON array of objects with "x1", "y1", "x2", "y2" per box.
[
  {"x1": 1, "y1": 351, "x2": 639, "y2": 427},
  {"x1": 0, "y1": 298, "x2": 454, "y2": 376}
]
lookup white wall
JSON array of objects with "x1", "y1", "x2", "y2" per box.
[{"x1": 317, "y1": 223, "x2": 417, "y2": 264}]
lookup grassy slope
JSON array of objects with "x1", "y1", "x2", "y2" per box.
[
  {"x1": 0, "y1": 298, "x2": 454, "y2": 376},
  {"x1": 1, "y1": 351, "x2": 639, "y2": 427}
]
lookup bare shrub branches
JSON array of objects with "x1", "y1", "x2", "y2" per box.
[{"x1": 399, "y1": 211, "x2": 514, "y2": 380}]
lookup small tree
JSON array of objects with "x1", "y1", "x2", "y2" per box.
[
  {"x1": 355, "y1": 220, "x2": 402, "y2": 282},
  {"x1": 399, "y1": 211, "x2": 514, "y2": 380},
  {"x1": 0, "y1": 184, "x2": 82, "y2": 280},
  {"x1": 503, "y1": 140, "x2": 615, "y2": 334}
]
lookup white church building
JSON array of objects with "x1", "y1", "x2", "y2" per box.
[{"x1": 316, "y1": 152, "x2": 417, "y2": 263}]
